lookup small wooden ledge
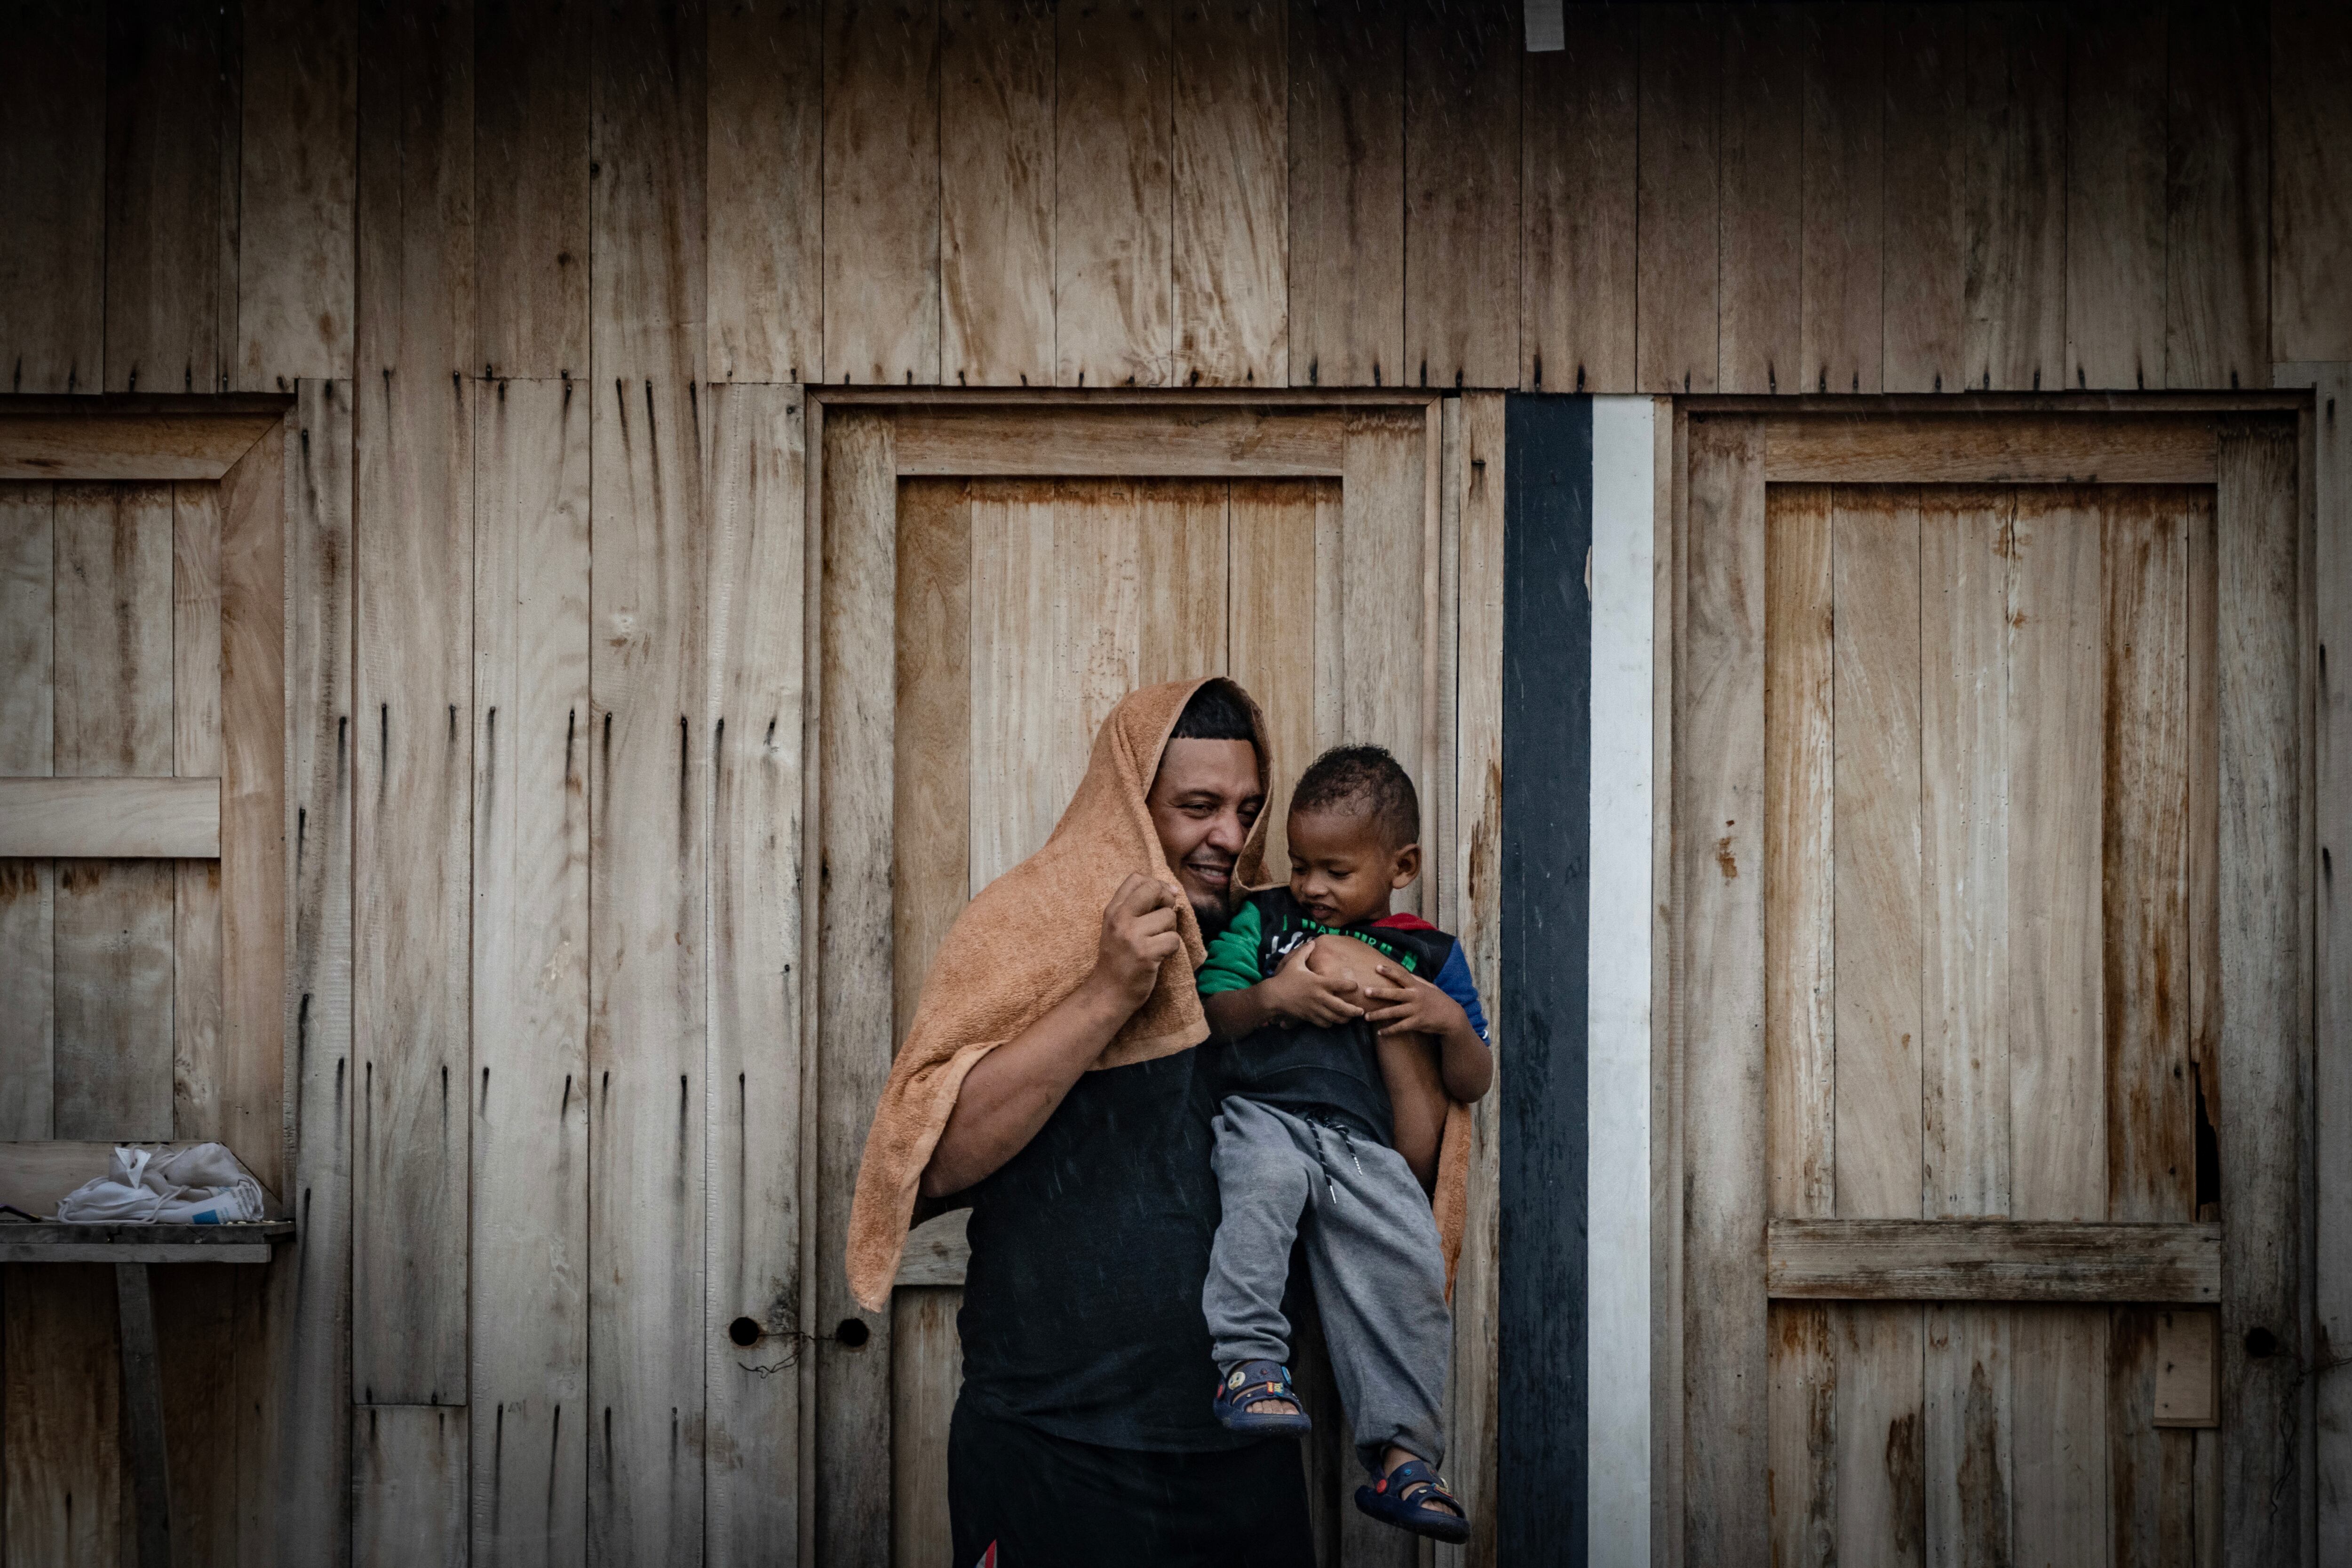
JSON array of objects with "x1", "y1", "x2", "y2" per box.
[
  {"x1": 0, "y1": 1220, "x2": 293, "y2": 1265},
  {"x1": 1767, "y1": 1218, "x2": 2221, "y2": 1303}
]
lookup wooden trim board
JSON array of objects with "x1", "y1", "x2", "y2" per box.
[
  {"x1": 1758, "y1": 413, "x2": 2220, "y2": 483},
  {"x1": 1767, "y1": 1219, "x2": 2221, "y2": 1303},
  {"x1": 0, "y1": 777, "x2": 219, "y2": 857},
  {"x1": 890, "y1": 406, "x2": 1348, "y2": 477},
  {"x1": 0, "y1": 410, "x2": 285, "y2": 481}
]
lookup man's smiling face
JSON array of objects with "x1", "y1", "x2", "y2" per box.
[{"x1": 1145, "y1": 738, "x2": 1264, "y2": 930}]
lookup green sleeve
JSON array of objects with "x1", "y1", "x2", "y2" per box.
[{"x1": 1194, "y1": 899, "x2": 1264, "y2": 995}]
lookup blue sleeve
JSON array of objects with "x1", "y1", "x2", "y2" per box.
[
  {"x1": 1432, "y1": 942, "x2": 1489, "y2": 1043},
  {"x1": 1195, "y1": 899, "x2": 1265, "y2": 996}
]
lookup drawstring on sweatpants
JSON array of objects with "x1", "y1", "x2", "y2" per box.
[{"x1": 1307, "y1": 1118, "x2": 1366, "y2": 1202}]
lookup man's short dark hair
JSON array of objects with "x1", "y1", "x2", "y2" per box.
[
  {"x1": 1169, "y1": 680, "x2": 1256, "y2": 743},
  {"x1": 1290, "y1": 744, "x2": 1419, "y2": 847}
]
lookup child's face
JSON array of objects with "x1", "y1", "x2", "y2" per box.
[{"x1": 1285, "y1": 807, "x2": 1420, "y2": 927}]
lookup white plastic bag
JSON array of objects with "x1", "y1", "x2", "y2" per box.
[{"x1": 54, "y1": 1143, "x2": 267, "y2": 1224}]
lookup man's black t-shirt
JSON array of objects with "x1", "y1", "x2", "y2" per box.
[{"x1": 955, "y1": 1045, "x2": 1288, "y2": 1452}]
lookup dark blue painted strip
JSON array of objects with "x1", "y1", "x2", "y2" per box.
[{"x1": 1500, "y1": 393, "x2": 1593, "y2": 1563}]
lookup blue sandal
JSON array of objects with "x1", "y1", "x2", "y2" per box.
[
  {"x1": 1355, "y1": 1457, "x2": 1470, "y2": 1543},
  {"x1": 1210, "y1": 1360, "x2": 1313, "y2": 1435}
]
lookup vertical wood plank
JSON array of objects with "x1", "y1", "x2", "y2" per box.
[
  {"x1": 1136, "y1": 482, "x2": 1229, "y2": 684},
  {"x1": 2111, "y1": 1306, "x2": 2195, "y2": 1568},
  {"x1": 1768, "y1": 1302, "x2": 1837, "y2": 1568},
  {"x1": 476, "y1": 0, "x2": 591, "y2": 378},
  {"x1": 888, "y1": 1289, "x2": 962, "y2": 1568},
  {"x1": 352, "y1": 0, "x2": 476, "y2": 1411},
  {"x1": 2009, "y1": 1306, "x2": 2108, "y2": 1568},
  {"x1": 1057, "y1": 0, "x2": 1174, "y2": 386},
  {"x1": 2165, "y1": 2, "x2": 2270, "y2": 390},
  {"x1": 0, "y1": 485, "x2": 55, "y2": 1138},
  {"x1": 1173, "y1": 0, "x2": 1287, "y2": 387},
  {"x1": 1831, "y1": 488, "x2": 1923, "y2": 1220},
  {"x1": 1717, "y1": 2, "x2": 1802, "y2": 398},
  {"x1": 703, "y1": 383, "x2": 808, "y2": 1568},
  {"x1": 1678, "y1": 417, "x2": 1767, "y2": 1560},
  {"x1": 2006, "y1": 490, "x2": 2106, "y2": 1225},
  {"x1": 1880, "y1": 3, "x2": 1967, "y2": 393},
  {"x1": 1518, "y1": 3, "x2": 1636, "y2": 394},
  {"x1": 354, "y1": 1406, "x2": 467, "y2": 1568},
  {"x1": 1920, "y1": 490, "x2": 2010, "y2": 1218},
  {"x1": 1800, "y1": 3, "x2": 1884, "y2": 396},
  {"x1": 2104, "y1": 492, "x2": 2193, "y2": 1222},
  {"x1": 939, "y1": 0, "x2": 1056, "y2": 387},
  {"x1": 470, "y1": 376, "x2": 591, "y2": 1568},
  {"x1": 1765, "y1": 484, "x2": 1834, "y2": 1219},
  {"x1": 1963, "y1": 4, "x2": 2066, "y2": 391},
  {"x1": 593, "y1": 0, "x2": 707, "y2": 384},
  {"x1": 1339, "y1": 413, "x2": 1425, "y2": 906},
  {"x1": 174, "y1": 483, "x2": 227, "y2": 1147},
  {"x1": 815, "y1": 411, "x2": 897, "y2": 1568},
  {"x1": 893, "y1": 478, "x2": 971, "y2": 1033},
  {"x1": 0, "y1": 0, "x2": 103, "y2": 393},
  {"x1": 54, "y1": 483, "x2": 177, "y2": 1142},
  {"x1": 1402, "y1": 0, "x2": 1517, "y2": 390},
  {"x1": 1924, "y1": 1304, "x2": 2012, "y2": 1568},
  {"x1": 1, "y1": 1264, "x2": 121, "y2": 1565},
  {"x1": 237, "y1": 0, "x2": 358, "y2": 390},
  {"x1": 2268, "y1": 6, "x2": 2352, "y2": 363},
  {"x1": 2213, "y1": 420, "x2": 2303, "y2": 1567},
  {"x1": 158, "y1": 1264, "x2": 241, "y2": 1567},
  {"x1": 1637, "y1": 4, "x2": 1720, "y2": 395},
  {"x1": 2186, "y1": 490, "x2": 2220, "y2": 1194},
  {"x1": 823, "y1": 0, "x2": 941, "y2": 385},
  {"x1": 106, "y1": 0, "x2": 238, "y2": 394},
  {"x1": 2064, "y1": 6, "x2": 2167, "y2": 390},
  {"x1": 1285, "y1": 0, "x2": 1404, "y2": 388},
  {"x1": 707, "y1": 0, "x2": 822, "y2": 383},
  {"x1": 1230, "y1": 483, "x2": 1319, "y2": 874},
  {"x1": 269, "y1": 382, "x2": 356, "y2": 1568},
  {"x1": 1834, "y1": 1304, "x2": 1927, "y2": 1568}
]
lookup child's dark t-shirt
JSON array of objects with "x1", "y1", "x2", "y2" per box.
[{"x1": 1194, "y1": 886, "x2": 1489, "y2": 1145}]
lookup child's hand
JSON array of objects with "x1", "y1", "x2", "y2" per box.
[
  {"x1": 1260, "y1": 938, "x2": 1365, "y2": 1027},
  {"x1": 1361, "y1": 962, "x2": 1470, "y2": 1039}
]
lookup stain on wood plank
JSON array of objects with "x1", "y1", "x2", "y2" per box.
[
  {"x1": 1401, "y1": 0, "x2": 1516, "y2": 391},
  {"x1": 0, "y1": 2, "x2": 104, "y2": 394},
  {"x1": 824, "y1": 0, "x2": 941, "y2": 385},
  {"x1": 1880, "y1": 4, "x2": 1967, "y2": 393},
  {"x1": 2063, "y1": 5, "x2": 2165, "y2": 390},
  {"x1": 1519, "y1": 3, "x2": 1636, "y2": 393},
  {"x1": 939, "y1": 0, "x2": 1055, "y2": 388},
  {"x1": 1716, "y1": 1, "x2": 1800, "y2": 398},
  {"x1": 1800, "y1": 3, "x2": 1885, "y2": 396},
  {"x1": 592, "y1": 0, "x2": 707, "y2": 384},
  {"x1": 1835, "y1": 1303, "x2": 1926, "y2": 1566},
  {"x1": 1636, "y1": 4, "x2": 1720, "y2": 395},
  {"x1": 707, "y1": 0, "x2": 822, "y2": 383},
  {"x1": 1056, "y1": 0, "x2": 1174, "y2": 387},
  {"x1": 1963, "y1": 4, "x2": 2066, "y2": 391},
  {"x1": 2, "y1": 1263, "x2": 122, "y2": 1565},
  {"x1": 1285, "y1": 0, "x2": 1404, "y2": 388},
  {"x1": 2164, "y1": 2, "x2": 2269, "y2": 390},
  {"x1": 354, "y1": 1404, "x2": 467, "y2": 1568},
  {"x1": 1768, "y1": 1301, "x2": 1837, "y2": 1568},
  {"x1": 2268, "y1": 5, "x2": 2352, "y2": 361},
  {"x1": 1174, "y1": 0, "x2": 1288, "y2": 388},
  {"x1": 476, "y1": 0, "x2": 591, "y2": 379},
  {"x1": 236, "y1": 0, "x2": 358, "y2": 390}
]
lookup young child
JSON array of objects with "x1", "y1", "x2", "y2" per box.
[{"x1": 1193, "y1": 744, "x2": 1492, "y2": 1544}]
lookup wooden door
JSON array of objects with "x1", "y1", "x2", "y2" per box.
[
  {"x1": 810, "y1": 399, "x2": 1492, "y2": 1568},
  {"x1": 1671, "y1": 411, "x2": 2307, "y2": 1567}
]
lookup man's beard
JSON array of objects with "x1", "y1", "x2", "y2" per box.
[{"x1": 1188, "y1": 891, "x2": 1229, "y2": 936}]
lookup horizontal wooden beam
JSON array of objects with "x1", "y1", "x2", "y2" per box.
[
  {"x1": 1767, "y1": 1218, "x2": 2221, "y2": 1303},
  {"x1": 0, "y1": 411, "x2": 284, "y2": 481},
  {"x1": 890, "y1": 407, "x2": 1349, "y2": 477},
  {"x1": 0, "y1": 777, "x2": 219, "y2": 857},
  {"x1": 1756, "y1": 414, "x2": 2222, "y2": 484},
  {"x1": 894, "y1": 1210, "x2": 970, "y2": 1288},
  {"x1": 818, "y1": 387, "x2": 1439, "y2": 409},
  {"x1": 0, "y1": 1240, "x2": 275, "y2": 1264}
]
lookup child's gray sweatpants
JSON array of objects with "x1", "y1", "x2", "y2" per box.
[{"x1": 1202, "y1": 1093, "x2": 1451, "y2": 1476}]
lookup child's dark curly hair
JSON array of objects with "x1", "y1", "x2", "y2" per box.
[{"x1": 1289, "y1": 744, "x2": 1418, "y2": 849}]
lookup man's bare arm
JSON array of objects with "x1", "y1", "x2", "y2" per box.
[{"x1": 919, "y1": 876, "x2": 1182, "y2": 1198}]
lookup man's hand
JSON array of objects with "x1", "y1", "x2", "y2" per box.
[
  {"x1": 1094, "y1": 874, "x2": 1184, "y2": 1007},
  {"x1": 1260, "y1": 938, "x2": 1366, "y2": 1026},
  {"x1": 1360, "y1": 962, "x2": 1469, "y2": 1038}
]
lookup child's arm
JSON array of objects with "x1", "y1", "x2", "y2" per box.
[
  {"x1": 1360, "y1": 951, "x2": 1492, "y2": 1104},
  {"x1": 1203, "y1": 939, "x2": 1365, "y2": 1039},
  {"x1": 1375, "y1": 1030, "x2": 1446, "y2": 1189}
]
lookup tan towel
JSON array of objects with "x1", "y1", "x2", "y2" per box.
[{"x1": 844, "y1": 674, "x2": 1476, "y2": 1313}]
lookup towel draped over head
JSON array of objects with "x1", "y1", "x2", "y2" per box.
[{"x1": 843, "y1": 674, "x2": 1477, "y2": 1314}]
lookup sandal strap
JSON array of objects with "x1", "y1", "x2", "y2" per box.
[
  {"x1": 1219, "y1": 1361, "x2": 1303, "y2": 1410},
  {"x1": 1378, "y1": 1459, "x2": 1464, "y2": 1516}
]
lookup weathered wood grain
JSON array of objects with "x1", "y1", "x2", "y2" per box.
[
  {"x1": 1923, "y1": 1304, "x2": 2011, "y2": 1568},
  {"x1": 158, "y1": 1262, "x2": 240, "y2": 1566},
  {"x1": 1518, "y1": 2, "x2": 1636, "y2": 394},
  {"x1": 894, "y1": 477, "x2": 971, "y2": 1043},
  {"x1": 1678, "y1": 417, "x2": 1767, "y2": 1559},
  {"x1": 0, "y1": 778, "x2": 219, "y2": 858},
  {"x1": 588, "y1": 374, "x2": 710, "y2": 1565},
  {"x1": 119, "y1": 1265, "x2": 170, "y2": 1567},
  {"x1": 1402, "y1": 0, "x2": 1516, "y2": 390},
  {"x1": 1173, "y1": 0, "x2": 1287, "y2": 388},
  {"x1": 2112, "y1": 1306, "x2": 2194, "y2": 1568},
  {"x1": 2269, "y1": 5, "x2": 2352, "y2": 362},
  {"x1": 469, "y1": 376, "x2": 589, "y2": 1568},
  {"x1": 2005, "y1": 489, "x2": 2105, "y2": 1224},
  {"x1": 1136, "y1": 480, "x2": 1230, "y2": 684},
  {"x1": 2008, "y1": 1306, "x2": 2108, "y2": 1564},
  {"x1": 105, "y1": 0, "x2": 239, "y2": 394},
  {"x1": 475, "y1": 0, "x2": 590, "y2": 378},
  {"x1": 1920, "y1": 489, "x2": 2010, "y2": 1218},
  {"x1": 0, "y1": 410, "x2": 287, "y2": 483},
  {"x1": 892, "y1": 405, "x2": 1347, "y2": 477},
  {"x1": 702, "y1": 382, "x2": 808, "y2": 1568},
  {"x1": 2, "y1": 1263, "x2": 121, "y2": 1564},
  {"x1": 1963, "y1": 3, "x2": 2066, "y2": 391},
  {"x1": 1637, "y1": 4, "x2": 1720, "y2": 395},
  {"x1": 2186, "y1": 489, "x2": 2220, "y2": 1187},
  {"x1": 1800, "y1": 3, "x2": 1884, "y2": 396},
  {"x1": 2165, "y1": 2, "x2": 2269, "y2": 390},
  {"x1": 1339, "y1": 414, "x2": 1426, "y2": 908},
  {"x1": 939, "y1": 0, "x2": 1055, "y2": 387},
  {"x1": 1765, "y1": 484, "x2": 1835, "y2": 1219},
  {"x1": 1831, "y1": 487, "x2": 1922, "y2": 1219},
  {"x1": 707, "y1": 0, "x2": 822, "y2": 383},
  {"x1": 1880, "y1": 3, "x2": 1967, "y2": 393},
  {"x1": 1286, "y1": 0, "x2": 1404, "y2": 388},
  {"x1": 1834, "y1": 1303, "x2": 1927, "y2": 1567},
  {"x1": 2064, "y1": 6, "x2": 2166, "y2": 390},
  {"x1": 236, "y1": 0, "x2": 358, "y2": 390},
  {"x1": 0, "y1": 484, "x2": 55, "y2": 1138},
  {"x1": 815, "y1": 410, "x2": 897, "y2": 1568},
  {"x1": 1716, "y1": 2, "x2": 1801, "y2": 398},
  {"x1": 889, "y1": 1289, "x2": 962, "y2": 1568},
  {"x1": 172, "y1": 482, "x2": 226, "y2": 1153},
  {"x1": 592, "y1": 0, "x2": 707, "y2": 384},
  {"x1": 1230, "y1": 481, "x2": 1319, "y2": 874},
  {"x1": 354, "y1": 1405, "x2": 466, "y2": 1568},
  {"x1": 1768, "y1": 1302, "x2": 1837, "y2": 1568},
  {"x1": 2212, "y1": 419, "x2": 2303, "y2": 1566},
  {"x1": 1057, "y1": 0, "x2": 1174, "y2": 387},
  {"x1": 1764, "y1": 414, "x2": 2219, "y2": 485},
  {"x1": 824, "y1": 0, "x2": 940, "y2": 385},
  {"x1": 0, "y1": 1, "x2": 103, "y2": 394},
  {"x1": 891, "y1": 1211, "x2": 969, "y2": 1287}
]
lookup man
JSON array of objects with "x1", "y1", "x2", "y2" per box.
[{"x1": 886, "y1": 678, "x2": 1318, "y2": 1566}]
